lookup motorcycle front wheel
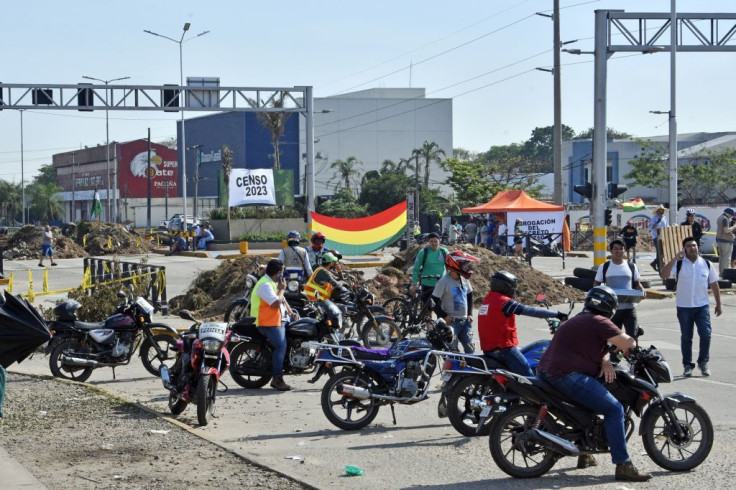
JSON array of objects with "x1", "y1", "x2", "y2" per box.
[
  {"x1": 641, "y1": 401, "x2": 713, "y2": 471},
  {"x1": 49, "y1": 338, "x2": 94, "y2": 382},
  {"x1": 321, "y1": 370, "x2": 380, "y2": 430},
  {"x1": 139, "y1": 333, "x2": 177, "y2": 377},
  {"x1": 448, "y1": 375, "x2": 500, "y2": 437},
  {"x1": 360, "y1": 318, "x2": 400, "y2": 348},
  {"x1": 196, "y1": 373, "x2": 217, "y2": 426},
  {"x1": 228, "y1": 341, "x2": 272, "y2": 388},
  {"x1": 381, "y1": 297, "x2": 410, "y2": 330},
  {"x1": 488, "y1": 405, "x2": 557, "y2": 478}
]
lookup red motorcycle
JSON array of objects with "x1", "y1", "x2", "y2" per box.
[{"x1": 160, "y1": 311, "x2": 231, "y2": 426}]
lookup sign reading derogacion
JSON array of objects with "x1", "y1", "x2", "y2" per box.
[{"x1": 229, "y1": 168, "x2": 276, "y2": 206}]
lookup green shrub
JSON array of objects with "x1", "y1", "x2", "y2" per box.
[
  {"x1": 237, "y1": 232, "x2": 289, "y2": 242},
  {"x1": 208, "y1": 206, "x2": 302, "y2": 220}
]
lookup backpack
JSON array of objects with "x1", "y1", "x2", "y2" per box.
[
  {"x1": 673, "y1": 257, "x2": 712, "y2": 289},
  {"x1": 418, "y1": 246, "x2": 447, "y2": 280},
  {"x1": 601, "y1": 260, "x2": 636, "y2": 285}
]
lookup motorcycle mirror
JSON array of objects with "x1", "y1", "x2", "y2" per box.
[
  {"x1": 117, "y1": 291, "x2": 126, "y2": 299},
  {"x1": 179, "y1": 309, "x2": 198, "y2": 322}
]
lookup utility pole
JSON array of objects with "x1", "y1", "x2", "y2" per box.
[
  {"x1": 553, "y1": 0, "x2": 563, "y2": 205},
  {"x1": 71, "y1": 152, "x2": 76, "y2": 222},
  {"x1": 187, "y1": 144, "x2": 203, "y2": 220},
  {"x1": 147, "y1": 128, "x2": 152, "y2": 233}
]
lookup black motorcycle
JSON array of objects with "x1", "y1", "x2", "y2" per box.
[
  {"x1": 339, "y1": 275, "x2": 400, "y2": 347},
  {"x1": 487, "y1": 345, "x2": 713, "y2": 478},
  {"x1": 227, "y1": 299, "x2": 358, "y2": 389},
  {"x1": 47, "y1": 293, "x2": 178, "y2": 381}
]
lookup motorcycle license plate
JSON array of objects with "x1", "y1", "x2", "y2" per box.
[
  {"x1": 479, "y1": 405, "x2": 492, "y2": 418},
  {"x1": 440, "y1": 372, "x2": 452, "y2": 382}
]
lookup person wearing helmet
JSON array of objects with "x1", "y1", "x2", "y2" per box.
[
  {"x1": 431, "y1": 250, "x2": 479, "y2": 353},
  {"x1": 680, "y1": 209, "x2": 703, "y2": 246},
  {"x1": 618, "y1": 219, "x2": 638, "y2": 262},
  {"x1": 537, "y1": 286, "x2": 649, "y2": 482},
  {"x1": 477, "y1": 271, "x2": 569, "y2": 377},
  {"x1": 715, "y1": 207, "x2": 736, "y2": 275},
  {"x1": 278, "y1": 230, "x2": 313, "y2": 280},
  {"x1": 303, "y1": 252, "x2": 346, "y2": 302}
]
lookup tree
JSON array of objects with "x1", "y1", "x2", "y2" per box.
[
  {"x1": 574, "y1": 127, "x2": 632, "y2": 140},
  {"x1": 411, "y1": 141, "x2": 446, "y2": 188},
  {"x1": 222, "y1": 145, "x2": 234, "y2": 239},
  {"x1": 0, "y1": 180, "x2": 23, "y2": 224},
  {"x1": 522, "y1": 125, "x2": 576, "y2": 172},
  {"x1": 249, "y1": 92, "x2": 292, "y2": 170},
  {"x1": 440, "y1": 158, "x2": 497, "y2": 208},
  {"x1": 679, "y1": 148, "x2": 736, "y2": 204},
  {"x1": 28, "y1": 182, "x2": 64, "y2": 222},
  {"x1": 327, "y1": 156, "x2": 363, "y2": 193},
  {"x1": 317, "y1": 188, "x2": 367, "y2": 218},
  {"x1": 358, "y1": 168, "x2": 413, "y2": 214},
  {"x1": 34, "y1": 164, "x2": 57, "y2": 186},
  {"x1": 157, "y1": 136, "x2": 177, "y2": 150},
  {"x1": 624, "y1": 139, "x2": 668, "y2": 189}
]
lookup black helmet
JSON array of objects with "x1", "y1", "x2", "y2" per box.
[
  {"x1": 584, "y1": 285, "x2": 618, "y2": 318},
  {"x1": 426, "y1": 319, "x2": 454, "y2": 347},
  {"x1": 490, "y1": 271, "x2": 517, "y2": 297}
]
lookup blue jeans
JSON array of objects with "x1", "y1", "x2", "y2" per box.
[
  {"x1": 483, "y1": 346, "x2": 534, "y2": 377},
  {"x1": 676, "y1": 305, "x2": 711, "y2": 368},
  {"x1": 540, "y1": 371, "x2": 630, "y2": 465},
  {"x1": 257, "y1": 326, "x2": 287, "y2": 377},
  {"x1": 451, "y1": 318, "x2": 474, "y2": 354}
]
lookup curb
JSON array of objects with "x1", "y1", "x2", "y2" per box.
[
  {"x1": 217, "y1": 252, "x2": 279, "y2": 260},
  {"x1": 6, "y1": 370, "x2": 320, "y2": 490}
]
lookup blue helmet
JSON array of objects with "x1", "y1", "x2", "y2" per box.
[
  {"x1": 286, "y1": 230, "x2": 301, "y2": 244},
  {"x1": 725, "y1": 208, "x2": 735, "y2": 217}
]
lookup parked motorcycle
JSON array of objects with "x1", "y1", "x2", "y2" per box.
[
  {"x1": 227, "y1": 299, "x2": 358, "y2": 389},
  {"x1": 339, "y1": 275, "x2": 400, "y2": 347},
  {"x1": 47, "y1": 293, "x2": 178, "y2": 382},
  {"x1": 314, "y1": 318, "x2": 455, "y2": 430},
  {"x1": 223, "y1": 265, "x2": 262, "y2": 322},
  {"x1": 160, "y1": 311, "x2": 232, "y2": 426},
  {"x1": 487, "y1": 345, "x2": 713, "y2": 478},
  {"x1": 440, "y1": 297, "x2": 572, "y2": 437}
]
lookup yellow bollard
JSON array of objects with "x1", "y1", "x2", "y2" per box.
[
  {"x1": 27, "y1": 269, "x2": 35, "y2": 303},
  {"x1": 83, "y1": 234, "x2": 87, "y2": 247},
  {"x1": 8, "y1": 272, "x2": 14, "y2": 293},
  {"x1": 107, "y1": 236, "x2": 112, "y2": 249},
  {"x1": 136, "y1": 236, "x2": 141, "y2": 247},
  {"x1": 43, "y1": 268, "x2": 49, "y2": 293}
]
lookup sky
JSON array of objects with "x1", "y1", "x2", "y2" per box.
[{"x1": 1, "y1": 0, "x2": 735, "y2": 185}]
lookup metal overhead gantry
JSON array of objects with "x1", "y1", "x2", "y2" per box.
[
  {"x1": 0, "y1": 83, "x2": 317, "y2": 224},
  {"x1": 588, "y1": 10, "x2": 736, "y2": 267}
]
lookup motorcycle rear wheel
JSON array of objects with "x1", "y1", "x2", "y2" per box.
[
  {"x1": 224, "y1": 298, "x2": 250, "y2": 323},
  {"x1": 169, "y1": 391, "x2": 188, "y2": 415},
  {"x1": 139, "y1": 333, "x2": 177, "y2": 376},
  {"x1": 488, "y1": 405, "x2": 557, "y2": 478},
  {"x1": 49, "y1": 338, "x2": 94, "y2": 382},
  {"x1": 448, "y1": 375, "x2": 499, "y2": 437},
  {"x1": 641, "y1": 401, "x2": 713, "y2": 471},
  {"x1": 228, "y1": 341, "x2": 272, "y2": 388},
  {"x1": 196, "y1": 373, "x2": 217, "y2": 426},
  {"x1": 321, "y1": 370, "x2": 380, "y2": 430},
  {"x1": 360, "y1": 318, "x2": 400, "y2": 348}
]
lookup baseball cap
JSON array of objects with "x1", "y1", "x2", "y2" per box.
[{"x1": 428, "y1": 232, "x2": 441, "y2": 239}]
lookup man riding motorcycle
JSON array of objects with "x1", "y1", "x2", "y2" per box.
[
  {"x1": 303, "y1": 252, "x2": 349, "y2": 302},
  {"x1": 278, "y1": 230, "x2": 313, "y2": 280},
  {"x1": 305, "y1": 232, "x2": 342, "y2": 270}
]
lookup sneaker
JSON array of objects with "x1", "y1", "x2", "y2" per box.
[
  {"x1": 615, "y1": 461, "x2": 652, "y2": 482},
  {"x1": 577, "y1": 454, "x2": 597, "y2": 469},
  {"x1": 270, "y1": 376, "x2": 292, "y2": 391},
  {"x1": 699, "y1": 363, "x2": 711, "y2": 376},
  {"x1": 38, "y1": 263, "x2": 44, "y2": 267},
  {"x1": 650, "y1": 262, "x2": 659, "y2": 271},
  {"x1": 51, "y1": 262, "x2": 58, "y2": 266},
  {"x1": 683, "y1": 365, "x2": 694, "y2": 377}
]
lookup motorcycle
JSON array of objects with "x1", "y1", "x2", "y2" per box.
[
  {"x1": 223, "y1": 264, "x2": 262, "y2": 322},
  {"x1": 313, "y1": 318, "x2": 456, "y2": 430},
  {"x1": 439, "y1": 297, "x2": 573, "y2": 437},
  {"x1": 227, "y1": 299, "x2": 359, "y2": 389},
  {"x1": 527, "y1": 233, "x2": 562, "y2": 258},
  {"x1": 487, "y1": 345, "x2": 713, "y2": 478},
  {"x1": 339, "y1": 273, "x2": 400, "y2": 348},
  {"x1": 47, "y1": 293, "x2": 178, "y2": 382},
  {"x1": 160, "y1": 311, "x2": 232, "y2": 426}
]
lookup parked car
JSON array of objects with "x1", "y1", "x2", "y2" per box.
[{"x1": 167, "y1": 215, "x2": 201, "y2": 232}]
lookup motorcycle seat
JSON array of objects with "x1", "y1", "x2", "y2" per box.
[
  {"x1": 528, "y1": 376, "x2": 575, "y2": 402},
  {"x1": 231, "y1": 319, "x2": 265, "y2": 340},
  {"x1": 350, "y1": 346, "x2": 390, "y2": 360},
  {"x1": 75, "y1": 321, "x2": 105, "y2": 330}
]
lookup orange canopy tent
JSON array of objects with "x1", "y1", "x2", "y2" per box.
[{"x1": 462, "y1": 190, "x2": 563, "y2": 213}]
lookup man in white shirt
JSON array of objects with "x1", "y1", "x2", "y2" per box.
[
  {"x1": 594, "y1": 239, "x2": 643, "y2": 337},
  {"x1": 661, "y1": 236, "x2": 721, "y2": 377}
]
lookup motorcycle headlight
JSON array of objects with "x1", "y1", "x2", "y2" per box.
[
  {"x1": 201, "y1": 339, "x2": 223, "y2": 353},
  {"x1": 287, "y1": 280, "x2": 300, "y2": 292}
]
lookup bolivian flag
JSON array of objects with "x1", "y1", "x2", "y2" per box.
[
  {"x1": 622, "y1": 198, "x2": 646, "y2": 212},
  {"x1": 310, "y1": 201, "x2": 407, "y2": 256}
]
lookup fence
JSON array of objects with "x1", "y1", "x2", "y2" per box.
[{"x1": 83, "y1": 258, "x2": 168, "y2": 314}]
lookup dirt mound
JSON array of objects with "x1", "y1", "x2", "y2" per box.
[
  {"x1": 169, "y1": 255, "x2": 266, "y2": 319},
  {"x1": 1, "y1": 225, "x2": 88, "y2": 260},
  {"x1": 379, "y1": 243, "x2": 585, "y2": 306},
  {"x1": 77, "y1": 221, "x2": 156, "y2": 256}
]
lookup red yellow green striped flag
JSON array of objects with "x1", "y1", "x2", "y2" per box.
[{"x1": 622, "y1": 198, "x2": 646, "y2": 212}]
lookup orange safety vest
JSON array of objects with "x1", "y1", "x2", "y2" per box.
[
  {"x1": 249, "y1": 276, "x2": 282, "y2": 327},
  {"x1": 303, "y1": 267, "x2": 334, "y2": 301}
]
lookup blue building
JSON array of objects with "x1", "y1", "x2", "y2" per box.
[{"x1": 177, "y1": 111, "x2": 300, "y2": 203}]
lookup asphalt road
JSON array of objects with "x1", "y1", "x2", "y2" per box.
[{"x1": 6, "y1": 251, "x2": 736, "y2": 488}]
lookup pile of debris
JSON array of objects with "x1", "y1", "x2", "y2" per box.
[
  {"x1": 1, "y1": 225, "x2": 87, "y2": 260},
  {"x1": 372, "y1": 243, "x2": 586, "y2": 306},
  {"x1": 77, "y1": 222, "x2": 156, "y2": 256}
]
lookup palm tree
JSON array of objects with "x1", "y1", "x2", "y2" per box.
[
  {"x1": 0, "y1": 180, "x2": 23, "y2": 224},
  {"x1": 328, "y1": 156, "x2": 363, "y2": 194},
  {"x1": 222, "y1": 145, "x2": 234, "y2": 239},
  {"x1": 249, "y1": 92, "x2": 292, "y2": 170},
  {"x1": 411, "y1": 141, "x2": 446, "y2": 188},
  {"x1": 29, "y1": 182, "x2": 64, "y2": 222}
]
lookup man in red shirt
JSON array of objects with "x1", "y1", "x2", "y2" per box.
[{"x1": 478, "y1": 271, "x2": 567, "y2": 376}]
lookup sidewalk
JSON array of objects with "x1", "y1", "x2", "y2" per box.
[{"x1": 0, "y1": 446, "x2": 49, "y2": 489}]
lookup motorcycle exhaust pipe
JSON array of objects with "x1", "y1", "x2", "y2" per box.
[
  {"x1": 160, "y1": 365, "x2": 173, "y2": 390},
  {"x1": 61, "y1": 356, "x2": 110, "y2": 368},
  {"x1": 336, "y1": 382, "x2": 371, "y2": 400},
  {"x1": 528, "y1": 428, "x2": 580, "y2": 456}
]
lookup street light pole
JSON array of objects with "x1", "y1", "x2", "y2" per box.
[
  {"x1": 144, "y1": 23, "x2": 210, "y2": 232},
  {"x1": 668, "y1": 0, "x2": 678, "y2": 224},
  {"x1": 82, "y1": 75, "x2": 130, "y2": 223},
  {"x1": 19, "y1": 109, "x2": 26, "y2": 225},
  {"x1": 187, "y1": 144, "x2": 203, "y2": 220}
]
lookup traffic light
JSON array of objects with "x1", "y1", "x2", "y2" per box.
[
  {"x1": 573, "y1": 183, "x2": 592, "y2": 199},
  {"x1": 608, "y1": 183, "x2": 628, "y2": 199},
  {"x1": 604, "y1": 209, "x2": 612, "y2": 226},
  {"x1": 677, "y1": 178, "x2": 684, "y2": 208}
]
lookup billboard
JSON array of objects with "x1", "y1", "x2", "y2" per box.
[{"x1": 117, "y1": 141, "x2": 179, "y2": 198}]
